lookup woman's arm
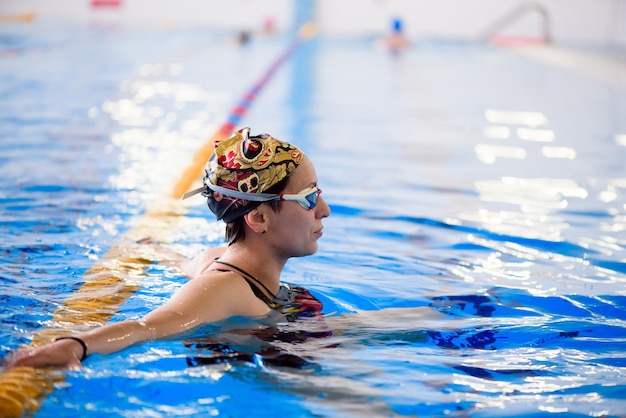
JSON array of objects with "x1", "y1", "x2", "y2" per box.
[
  {"x1": 135, "y1": 238, "x2": 191, "y2": 271},
  {"x1": 2, "y1": 269, "x2": 266, "y2": 369},
  {"x1": 135, "y1": 239, "x2": 226, "y2": 280},
  {"x1": 1, "y1": 320, "x2": 150, "y2": 369},
  {"x1": 324, "y1": 306, "x2": 447, "y2": 336}
]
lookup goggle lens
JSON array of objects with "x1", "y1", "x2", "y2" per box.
[
  {"x1": 278, "y1": 186, "x2": 321, "y2": 210},
  {"x1": 302, "y1": 188, "x2": 320, "y2": 209}
]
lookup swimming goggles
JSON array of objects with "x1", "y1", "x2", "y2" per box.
[{"x1": 184, "y1": 183, "x2": 322, "y2": 210}]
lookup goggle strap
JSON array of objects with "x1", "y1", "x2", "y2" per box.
[
  {"x1": 182, "y1": 186, "x2": 206, "y2": 200},
  {"x1": 204, "y1": 182, "x2": 279, "y2": 201},
  {"x1": 183, "y1": 182, "x2": 319, "y2": 209}
]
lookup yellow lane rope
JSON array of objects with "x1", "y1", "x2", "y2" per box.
[{"x1": 0, "y1": 23, "x2": 317, "y2": 417}]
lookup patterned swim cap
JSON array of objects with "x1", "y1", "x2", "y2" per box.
[{"x1": 184, "y1": 128, "x2": 304, "y2": 223}]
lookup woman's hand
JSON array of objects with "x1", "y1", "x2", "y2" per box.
[
  {"x1": 135, "y1": 237, "x2": 190, "y2": 268},
  {"x1": 2, "y1": 339, "x2": 85, "y2": 370}
]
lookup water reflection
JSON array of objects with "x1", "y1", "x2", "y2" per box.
[
  {"x1": 474, "y1": 144, "x2": 527, "y2": 164},
  {"x1": 541, "y1": 146, "x2": 576, "y2": 159},
  {"x1": 484, "y1": 109, "x2": 547, "y2": 127},
  {"x1": 476, "y1": 177, "x2": 588, "y2": 210},
  {"x1": 483, "y1": 125, "x2": 510, "y2": 139},
  {"x1": 516, "y1": 127, "x2": 555, "y2": 142},
  {"x1": 101, "y1": 74, "x2": 228, "y2": 203}
]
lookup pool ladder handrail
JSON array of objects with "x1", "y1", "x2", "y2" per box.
[{"x1": 479, "y1": 1, "x2": 551, "y2": 44}]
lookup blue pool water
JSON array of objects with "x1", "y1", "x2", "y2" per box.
[{"x1": 1, "y1": 23, "x2": 626, "y2": 417}]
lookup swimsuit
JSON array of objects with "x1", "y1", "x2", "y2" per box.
[
  {"x1": 185, "y1": 260, "x2": 332, "y2": 368},
  {"x1": 212, "y1": 259, "x2": 326, "y2": 322}
]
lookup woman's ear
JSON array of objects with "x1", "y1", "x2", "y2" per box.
[{"x1": 244, "y1": 206, "x2": 269, "y2": 235}]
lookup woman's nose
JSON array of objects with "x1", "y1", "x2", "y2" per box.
[{"x1": 316, "y1": 195, "x2": 331, "y2": 218}]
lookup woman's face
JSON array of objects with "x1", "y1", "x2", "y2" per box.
[{"x1": 266, "y1": 156, "x2": 330, "y2": 258}]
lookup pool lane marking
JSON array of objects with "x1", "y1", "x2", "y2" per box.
[{"x1": 0, "y1": 23, "x2": 317, "y2": 418}]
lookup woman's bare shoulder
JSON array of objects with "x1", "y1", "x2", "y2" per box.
[{"x1": 180, "y1": 268, "x2": 271, "y2": 318}]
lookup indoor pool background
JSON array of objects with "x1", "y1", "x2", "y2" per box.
[{"x1": 1, "y1": 21, "x2": 625, "y2": 417}]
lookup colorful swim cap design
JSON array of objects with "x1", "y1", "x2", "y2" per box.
[{"x1": 185, "y1": 128, "x2": 303, "y2": 223}]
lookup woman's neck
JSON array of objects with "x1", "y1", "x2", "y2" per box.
[{"x1": 216, "y1": 243, "x2": 285, "y2": 294}]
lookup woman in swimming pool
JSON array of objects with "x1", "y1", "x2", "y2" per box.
[{"x1": 2, "y1": 127, "x2": 331, "y2": 369}]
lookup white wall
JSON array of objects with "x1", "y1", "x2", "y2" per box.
[
  {"x1": 2, "y1": 0, "x2": 625, "y2": 47},
  {"x1": 0, "y1": 0, "x2": 293, "y2": 31},
  {"x1": 316, "y1": 0, "x2": 626, "y2": 47}
]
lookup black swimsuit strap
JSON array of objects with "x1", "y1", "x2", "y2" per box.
[{"x1": 212, "y1": 259, "x2": 276, "y2": 307}]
